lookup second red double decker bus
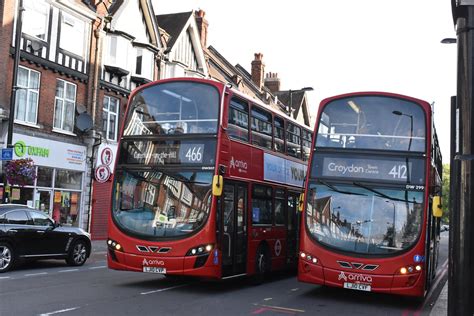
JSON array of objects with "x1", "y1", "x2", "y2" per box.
[
  {"x1": 107, "y1": 78, "x2": 312, "y2": 281},
  {"x1": 298, "y1": 92, "x2": 443, "y2": 297}
]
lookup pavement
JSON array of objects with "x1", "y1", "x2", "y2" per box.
[
  {"x1": 92, "y1": 239, "x2": 108, "y2": 253},
  {"x1": 430, "y1": 282, "x2": 448, "y2": 316}
]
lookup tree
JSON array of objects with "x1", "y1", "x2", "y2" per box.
[{"x1": 441, "y1": 164, "x2": 450, "y2": 223}]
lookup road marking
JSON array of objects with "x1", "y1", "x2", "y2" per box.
[
  {"x1": 24, "y1": 272, "x2": 48, "y2": 277},
  {"x1": 263, "y1": 298, "x2": 272, "y2": 301},
  {"x1": 58, "y1": 269, "x2": 79, "y2": 273},
  {"x1": 39, "y1": 307, "x2": 80, "y2": 315},
  {"x1": 290, "y1": 288, "x2": 299, "y2": 292},
  {"x1": 252, "y1": 304, "x2": 305, "y2": 314},
  {"x1": 0, "y1": 276, "x2": 10, "y2": 279},
  {"x1": 140, "y1": 284, "x2": 190, "y2": 295},
  {"x1": 89, "y1": 266, "x2": 106, "y2": 270}
]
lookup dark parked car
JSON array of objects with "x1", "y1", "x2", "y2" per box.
[{"x1": 0, "y1": 204, "x2": 91, "y2": 272}]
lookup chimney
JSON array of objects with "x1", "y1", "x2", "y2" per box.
[
  {"x1": 264, "y1": 72, "x2": 280, "y2": 93},
  {"x1": 195, "y1": 10, "x2": 209, "y2": 48},
  {"x1": 251, "y1": 53, "x2": 265, "y2": 90}
]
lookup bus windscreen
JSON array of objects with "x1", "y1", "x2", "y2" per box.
[
  {"x1": 123, "y1": 81, "x2": 220, "y2": 136},
  {"x1": 315, "y1": 96, "x2": 426, "y2": 152}
]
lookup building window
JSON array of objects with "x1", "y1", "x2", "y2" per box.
[
  {"x1": 54, "y1": 79, "x2": 76, "y2": 132},
  {"x1": 23, "y1": 0, "x2": 49, "y2": 41},
  {"x1": 107, "y1": 35, "x2": 129, "y2": 66},
  {"x1": 59, "y1": 12, "x2": 86, "y2": 57},
  {"x1": 15, "y1": 66, "x2": 40, "y2": 124},
  {"x1": 103, "y1": 96, "x2": 119, "y2": 141}
]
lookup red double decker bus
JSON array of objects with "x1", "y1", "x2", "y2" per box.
[
  {"x1": 107, "y1": 78, "x2": 312, "y2": 281},
  {"x1": 298, "y1": 92, "x2": 443, "y2": 297}
]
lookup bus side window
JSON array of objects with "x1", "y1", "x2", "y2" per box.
[
  {"x1": 251, "y1": 106, "x2": 273, "y2": 150},
  {"x1": 287, "y1": 123, "x2": 302, "y2": 158},
  {"x1": 274, "y1": 116, "x2": 286, "y2": 153},
  {"x1": 228, "y1": 98, "x2": 249, "y2": 142}
]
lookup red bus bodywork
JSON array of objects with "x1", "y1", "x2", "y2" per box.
[
  {"x1": 298, "y1": 92, "x2": 442, "y2": 297},
  {"x1": 107, "y1": 78, "x2": 310, "y2": 279}
]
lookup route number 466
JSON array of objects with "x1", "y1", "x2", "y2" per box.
[
  {"x1": 185, "y1": 146, "x2": 203, "y2": 162},
  {"x1": 389, "y1": 165, "x2": 407, "y2": 179}
]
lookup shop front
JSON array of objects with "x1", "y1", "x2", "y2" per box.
[{"x1": 2, "y1": 134, "x2": 87, "y2": 228}]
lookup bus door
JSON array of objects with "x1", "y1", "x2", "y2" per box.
[
  {"x1": 221, "y1": 182, "x2": 247, "y2": 277},
  {"x1": 286, "y1": 192, "x2": 299, "y2": 265}
]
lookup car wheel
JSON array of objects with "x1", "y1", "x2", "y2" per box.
[
  {"x1": 66, "y1": 240, "x2": 88, "y2": 266},
  {"x1": 0, "y1": 242, "x2": 14, "y2": 273}
]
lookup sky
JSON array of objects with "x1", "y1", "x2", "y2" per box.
[{"x1": 152, "y1": 0, "x2": 457, "y2": 162}]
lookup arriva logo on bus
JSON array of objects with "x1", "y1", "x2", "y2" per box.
[
  {"x1": 230, "y1": 156, "x2": 248, "y2": 173},
  {"x1": 142, "y1": 258, "x2": 165, "y2": 266},
  {"x1": 338, "y1": 271, "x2": 373, "y2": 283}
]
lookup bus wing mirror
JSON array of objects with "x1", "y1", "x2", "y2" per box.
[
  {"x1": 212, "y1": 175, "x2": 223, "y2": 196},
  {"x1": 432, "y1": 196, "x2": 442, "y2": 218},
  {"x1": 298, "y1": 193, "x2": 305, "y2": 212}
]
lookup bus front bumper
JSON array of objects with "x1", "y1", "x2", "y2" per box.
[
  {"x1": 298, "y1": 260, "x2": 424, "y2": 297},
  {"x1": 107, "y1": 248, "x2": 219, "y2": 278}
]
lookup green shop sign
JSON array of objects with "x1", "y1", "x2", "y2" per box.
[{"x1": 14, "y1": 140, "x2": 50, "y2": 158}]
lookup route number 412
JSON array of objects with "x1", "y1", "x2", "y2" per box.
[{"x1": 389, "y1": 165, "x2": 407, "y2": 179}]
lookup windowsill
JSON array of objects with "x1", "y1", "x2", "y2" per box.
[
  {"x1": 52, "y1": 128, "x2": 77, "y2": 136},
  {"x1": 14, "y1": 120, "x2": 41, "y2": 129}
]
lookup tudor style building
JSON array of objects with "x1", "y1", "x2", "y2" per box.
[{"x1": 0, "y1": 0, "x2": 96, "y2": 229}]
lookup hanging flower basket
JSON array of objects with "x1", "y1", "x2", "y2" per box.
[{"x1": 4, "y1": 158, "x2": 37, "y2": 186}]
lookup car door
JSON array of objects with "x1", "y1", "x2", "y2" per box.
[
  {"x1": 4, "y1": 210, "x2": 37, "y2": 256},
  {"x1": 29, "y1": 211, "x2": 70, "y2": 255}
]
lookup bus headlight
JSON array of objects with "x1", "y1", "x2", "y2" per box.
[
  {"x1": 415, "y1": 265, "x2": 422, "y2": 271},
  {"x1": 107, "y1": 239, "x2": 123, "y2": 252},
  {"x1": 186, "y1": 244, "x2": 214, "y2": 256},
  {"x1": 400, "y1": 267, "x2": 408, "y2": 274},
  {"x1": 299, "y1": 251, "x2": 318, "y2": 264}
]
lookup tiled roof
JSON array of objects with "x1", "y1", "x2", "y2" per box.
[{"x1": 156, "y1": 11, "x2": 193, "y2": 49}]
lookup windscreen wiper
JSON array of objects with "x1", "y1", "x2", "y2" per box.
[
  {"x1": 352, "y1": 181, "x2": 415, "y2": 203},
  {"x1": 317, "y1": 179, "x2": 367, "y2": 196}
]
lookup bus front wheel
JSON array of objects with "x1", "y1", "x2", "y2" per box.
[{"x1": 254, "y1": 245, "x2": 269, "y2": 285}]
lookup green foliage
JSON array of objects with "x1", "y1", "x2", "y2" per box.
[{"x1": 441, "y1": 164, "x2": 450, "y2": 223}]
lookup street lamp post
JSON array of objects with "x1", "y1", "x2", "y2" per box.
[{"x1": 392, "y1": 110, "x2": 413, "y2": 151}]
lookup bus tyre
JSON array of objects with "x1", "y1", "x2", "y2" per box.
[
  {"x1": 253, "y1": 246, "x2": 269, "y2": 285},
  {"x1": 0, "y1": 242, "x2": 14, "y2": 273},
  {"x1": 66, "y1": 240, "x2": 88, "y2": 266}
]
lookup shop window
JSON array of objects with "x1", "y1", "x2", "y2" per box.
[
  {"x1": 37, "y1": 167, "x2": 53, "y2": 187},
  {"x1": 52, "y1": 191, "x2": 80, "y2": 226},
  {"x1": 55, "y1": 169, "x2": 82, "y2": 190}
]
